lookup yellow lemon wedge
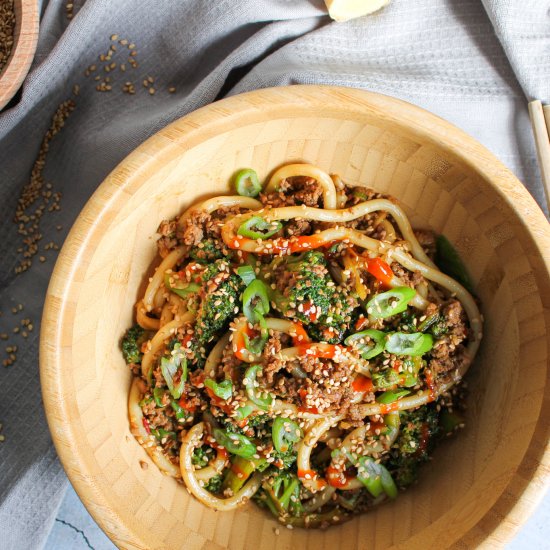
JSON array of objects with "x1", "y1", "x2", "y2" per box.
[{"x1": 324, "y1": 0, "x2": 390, "y2": 22}]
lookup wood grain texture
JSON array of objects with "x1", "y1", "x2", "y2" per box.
[
  {"x1": 39, "y1": 86, "x2": 550, "y2": 550},
  {"x1": 0, "y1": 0, "x2": 39, "y2": 110}
]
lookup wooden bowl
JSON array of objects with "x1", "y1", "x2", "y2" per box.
[
  {"x1": 40, "y1": 86, "x2": 550, "y2": 549},
  {"x1": 0, "y1": 0, "x2": 39, "y2": 110}
]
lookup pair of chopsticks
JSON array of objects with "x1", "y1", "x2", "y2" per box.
[{"x1": 528, "y1": 100, "x2": 550, "y2": 212}]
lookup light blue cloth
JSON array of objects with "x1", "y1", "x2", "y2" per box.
[{"x1": 0, "y1": 1, "x2": 548, "y2": 549}]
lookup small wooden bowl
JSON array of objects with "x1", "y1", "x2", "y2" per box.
[
  {"x1": 40, "y1": 86, "x2": 550, "y2": 549},
  {"x1": 0, "y1": 0, "x2": 39, "y2": 110}
]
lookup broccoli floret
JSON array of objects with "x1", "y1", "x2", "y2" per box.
[
  {"x1": 259, "y1": 472, "x2": 303, "y2": 517},
  {"x1": 418, "y1": 312, "x2": 448, "y2": 337},
  {"x1": 189, "y1": 239, "x2": 224, "y2": 264},
  {"x1": 204, "y1": 474, "x2": 223, "y2": 493},
  {"x1": 271, "y1": 251, "x2": 358, "y2": 343},
  {"x1": 398, "y1": 406, "x2": 440, "y2": 457},
  {"x1": 429, "y1": 316, "x2": 448, "y2": 337},
  {"x1": 192, "y1": 446, "x2": 212, "y2": 468},
  {"x1": 247, "y1": 414, "x2": 270, "y2": 428},
  {"x1": 121, "y1": 324, "x2": 147, "y2": 364},
  {"x1": 396, "y1": 310, "x2": 417, "y2": 333},
  {"x1": 271, "y1": 447, "x2": 297, "y2": 469},
  {"x1": 386, "y1": 405, "x2": 441, "y2": 488},
  {"x1": 193, "y1": 260, "x2": 245, "y2": 365}
]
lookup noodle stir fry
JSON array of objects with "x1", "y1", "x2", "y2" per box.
[{"x1": 122, "y1": 164, "x2": 482, "y2": 527}]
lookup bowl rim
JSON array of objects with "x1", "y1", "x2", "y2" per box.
[
  {"x1": 0, "y1": 0, "x2": 40, "y2": 111},
  {"x1": 40, "y1": 85, "x2": 550, "y2": 549}
]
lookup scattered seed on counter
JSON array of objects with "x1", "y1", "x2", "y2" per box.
[
  {"x1": 1, "y1": 308, "x2": 34, "y2": 366},
  {"x1": 65, "y1": 1, "x2": 73, "y2": 20},
  {"x1": 122, "y1": 81, "x2": 136, "y2": 94},
  {"x1": 0, "y1": 0, "x2": 15, "y2": 73},
  {"x1": 13, "y1": 99, "x2": 75, "y2": 274}
]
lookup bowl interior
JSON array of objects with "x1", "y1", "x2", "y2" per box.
[{"x1": 41, "y1": 86, "x2": 550, "y2": 550}]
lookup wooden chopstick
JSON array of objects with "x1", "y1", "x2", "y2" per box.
[
  {"x1": 528, "y1": 100, "x2": 550, "y2": 212},
  {"x1": 543, "y1": 104, "x2": 550, "y2": 143}
]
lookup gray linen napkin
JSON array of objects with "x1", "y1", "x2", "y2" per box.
[
  {"x1": 0, "y1": 1, "x2": 547, "y2": 549},
  {"x1": 482, "y1": 0, "x2": 550, "y2": 102}
]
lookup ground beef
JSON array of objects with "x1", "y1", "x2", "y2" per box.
[
  {"x1": 206, "y1": 205, "x2": 243, "y2": 238},
  {"x1": 157, "y1": 236, "x2": 179, "y2": 258},
  {"x1": 390, "y1": 262, "x2": 424, "y2": 287},
  {"x1": 128, "y1": 362, "x2": 141, "y2": 376},
  {"x1": 284, "y1": 218, "x2": 312, "y2": 237},
  {"x1": 294, "y1": 356, "x2": 355, "y2": 415},
  {"x1": 142, "y1": 398, "x2": 177, "y2": 432},
  {"x1": 152, "y1": 365, "x2": 165, "y2": 388},
  {"x1": 273, "y1": 375, "x2": 301, "y2": 401},
  {"x1": 261, "y1": 176, "x2": 323, "y2": 208},
  {"x1": 343, "y1": 186, "x2": 387, "y2": 206},
  {"x1": 370, "y1": 223, "x2": 388, "y2": 242},
  {"x1": 158, "y1": 219, "x2": 177, "y2": 237},
  {"x1": 262, "y1": 334, "x2": 284, "y2": 384},
  {"x1": 430, "y1": 345, "x2": 470, "y2": 375},
  {"x1": 156, "y1": 219, "x2": 179, "y2": 257},
  {"x1": 414, "y1": 229, "x2": 437, "y2": 259},
  {"x1": 219, "y1": 341, "x2": 242, "y2": 379},
  {"x1": 179, "y1": 210, "x2": 211, "y2": 246},
  {"x1": 424, "y1": 302, "x2": 439, "y2": 318},
  {"x1": 429, "y1": 299, "x2": 469, "y2": 374},
  {"x1": 443, "y1": 299, "x2": 464, "y2": 328}
]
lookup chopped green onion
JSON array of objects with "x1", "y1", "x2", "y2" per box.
[
  {"x1": 238, "y1": 216, "x2": 282, "y2": 240},
  {"x1": 243, "y1": 279, "x2": 270, "y2": 323},
  {"x1": 223, "y1": 456, "x2": 257, "y2": 494},
  {"x1": 212, "y1": 428, "x2": 256, "y2": 459},
  {"x1": 237, "y1": 265, "x2": 256, "y2": 285},
  {"x1": 234, "y1": 168, "x2": 262, "y2": 197},
  {"x1": 235, "y1": 405, "x2": 254, "y2": 420},
  {"x1": 153, "y1": 387, "x2": 166, "y2": 407},
  {"x1": 356, "y1": 456, "x2": 398, "y2": 499},
  {"x1": 204, "y1": 378, "x2": 233, "y2": 400},
  {"x1": 244, "y1": 365, "x2": 273, "y2": 410},
  {"x1": 150, "y1": 428, "x2": 177, "y2": 441},
  {"x1": 356, "y1": 457, "x2": 384, "y2": 497},
  {"x1": 402, "y1": 356, "x2": 423, "y2": 387},
  {"x1": 170, "y1": 399, "x2": 188, "y2": 421},
  {"x1": 261, "y1": 473, "x2": 303, "y2": 517},
  {"x1": 138, "y1": 395, "x2": 153, "y2": 408},
  {"x1": 380, "y1": 465, "x2": 398, "y2": 498},
  {"x1": 384, "y1": 410, "x2": 401, "y2": 443},
  {"x1": 243, "y1": 315, "x2": 269, "y2": 354},
  {"x1": 366, "y1": 287, "x2": 416, "y2": 319},
  {"x1": 160, "y1": 343, "x2": 187, "y2": 399},
  {"x1": 417, "y1": 312, "x2": 440, "y2": 332},
  {"x1": 376, "y1": 389, "x2": 410, "y2": 404},
  {"x1": 345, "y1": 329, "x2": 386, "y2": 359},
  {"x1": 385, "y1": 332, "x2": 433, "y2": 356},
  {"x1": 272, "y1": 417, "x2": 302, "y2": 453},
  {"x1": 164, "y1": 272, "x2": 200, "y2": 298},
  {"x1": 371, "y1": 368, "x2": 401, "y2": 390},
  {"x1": 435, "y1": 235, "x2": 474, "y2": 294}
]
